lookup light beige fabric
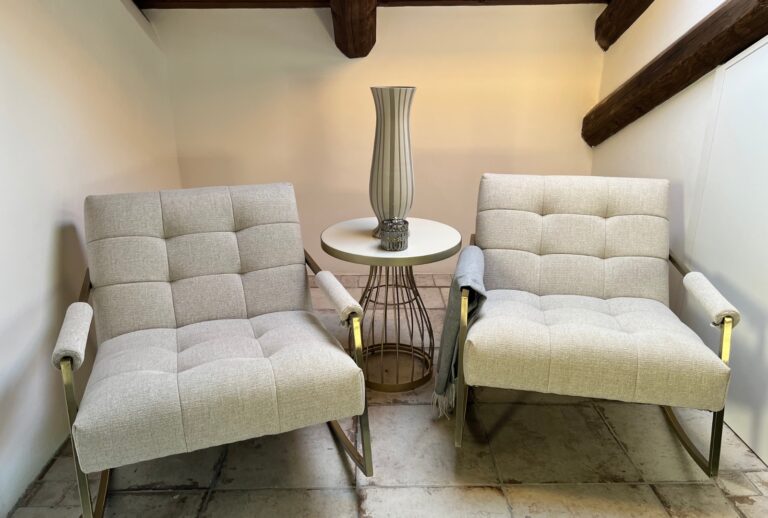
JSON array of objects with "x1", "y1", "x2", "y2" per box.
[
  {"x1": 464, "y1": 290, "x2": 730, "y2": 411},
  {"x1": 51, "y1": 302, "x2": 93, "y2": 371},
  {"x1": 465, "y1": 175, "x2": 732, "y2": 414},
  {"x1": 476, "y1": 174, "x2": 670, "y2": 304},
  {"x1": 73, "y1": 311, "x2": 364, "y2": 473},
  {"x1": 315, "y1": 271, "x2": 363, "y2": 326},
  {"x1": 684, "y1": 272, "x2": 741, "y2": 326},
  {"x1": 75, "y1": 184, "x2": 365, "y2": 474},
  {"x1": 85, "y1": 184, "x2": 309, "y2": 343}
]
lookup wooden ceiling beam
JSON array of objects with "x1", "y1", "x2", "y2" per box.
[
  {"x1": 331, "y1": 0, "x2": 377, "y2": 58},
  {"x1": 582, "y1": 0, "x2": 768, "y2": 147},
  {"x1": 135, "y1": 1, "x2": 328, "y2": 7},
  {"x1": 134, "y1": 0, "x2": 609, "y2": 58},
  {"x1": 594, "y1": 0, "x2": 653, "y2": 50},
  {"x1": 379, "y1": 1, "x2": 605, "y2": 5},
  {"x1": 134, "y1": 0, "x2": 606, "y2": 8}
]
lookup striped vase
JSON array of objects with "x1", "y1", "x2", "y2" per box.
[{"x1": 369, "y1": 86, "x2": 415, "y2": 237}]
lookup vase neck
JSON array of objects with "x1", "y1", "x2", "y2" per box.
[{"x1": 371, "y1": 87, "x2": 415, "y2": 118}]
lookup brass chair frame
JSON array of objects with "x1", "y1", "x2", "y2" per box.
[
  {"x1": 305, "y1": 250, "x2": 374, "y2": 476},
  {"x1": 59, "y1": 252, "x2": 372, "y2": 517},
  {"x1": 453, "y1": 252, "x2": 734, "y2": 478},
  {"x1": 59, "y1": 271, "x2": 109, "y2": 518}
]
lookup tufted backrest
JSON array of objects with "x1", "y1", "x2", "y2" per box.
[
  {"x1": 476, "y1": 174, "x2": 670, "y2": 304},
  {"x1": 84, "y1": 183, "x2": 309, "y2": 344}
]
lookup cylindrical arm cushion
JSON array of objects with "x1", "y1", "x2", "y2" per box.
[
  {"x1": 683, "y1": 272, "x2": 741, "y2": 327},
  {"x1": 315, "y1": 271, "x2": 364, "y2": 326},
  {"x1": 51, "y1": 302, "x2": 93, "y2": 371}
]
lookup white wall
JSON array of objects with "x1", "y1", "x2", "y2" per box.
[
  {"x1": 0, "y1": 1, "x2": 180, "y2": 513},
  {"x1": 592, "y1": 0, "x2": 768, "y2": 460},
  {"x1": 688, "y1": 40, "x2": 768, "y2": 462},
  {"x1": 148, "y1": 5, "x2": 604, "y2": 274}
]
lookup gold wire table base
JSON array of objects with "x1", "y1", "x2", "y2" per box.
[
  {"x1": 356, "y1": 265, "x2": 435, "y2": 392},
  {"x1": 363, "y1": 343, "x2": 432, "y2": 392}
]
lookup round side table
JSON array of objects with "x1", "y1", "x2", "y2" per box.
[{"x1": 321, "y1": 217, "x2": 461, "y2": 392}]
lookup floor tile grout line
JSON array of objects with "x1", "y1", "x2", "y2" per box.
[
  {"x1": 726, "y1": 492, "x2": 751, "y2": 518},
  {"x1": 647, "y1": 484, "x2": 675, "y2": 517},
  {"x1": 472, "y1": 400, "x2": 597, "y2": 406},
  {"x1": 591, "y1": 401, "x2": 646, "y2": 483},
  {"x1": 196, "y1": 444, "x2": 228, "y2": 517},
  {"x1": 645, "y1": 482, "x2": 748, "y2": 518},
  {"x1": 181, "y1": 487, "x2": 359, "y2": 493},
  {"x1": 726, "y1": 423, "x2": 768, "y2": 471},
  {"x1": 345, "y1": 483, "x2": 511, "y2": 490},
  {"x1": 694, "y1": 479, "x2": 748, "y2": 518},
  {"x1": 357, "y1": 481, "x2": 736, "y2": 490},
  {"x1": 366, "y1": 400, "x2": 600, "y2": 407},
  {"x1": 108, "y1": 488, "x2": 209, "y2": 495}
]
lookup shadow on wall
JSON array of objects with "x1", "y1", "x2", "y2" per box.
[
  {"x1": 313, "y1": 5, "x2": 334, "y2": 43},
  {"x1": 57, "y1": 223, "x2": 98, "y2": 397},
  {"x1": 118, "y1": 0, "x2": 162, "y2": 46},
  {"x1": 177, "y1": 156, "x2": 243, "y2": 188},
  {"x1": 675, "y1": 269, "x2": 767, "y2": 456},
  {"x1": 667, "y1": 181, "x2": 685, "y2": 255},
  {"x1": 0, "y1": 223, "x2": 92, "y2": 500}
]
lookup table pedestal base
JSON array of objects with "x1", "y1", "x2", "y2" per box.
[{"x1": 357, "y1": 266, "x2": 435, "y2": 392}]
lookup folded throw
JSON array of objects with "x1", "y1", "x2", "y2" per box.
[{"x1": 433, "y1": 246, "x2": 487, "y2": 417}]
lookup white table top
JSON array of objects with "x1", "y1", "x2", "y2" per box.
[{"x1": 321, "y1": 217, "x2": 462, "y2": 267}]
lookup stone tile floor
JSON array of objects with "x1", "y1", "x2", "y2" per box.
[{"x1": 11, "y1": 274, "x2": 768, "y2": 517}]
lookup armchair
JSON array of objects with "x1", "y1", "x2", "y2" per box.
[
  {"x1": 51, "y1": 184, "x2": 372, "y2": 518},
  {"x1": 452, "y1": 174, "x2": 740, "y2": 477}
]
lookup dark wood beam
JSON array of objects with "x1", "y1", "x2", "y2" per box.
[
  {"x1": 582, "y1": 0, "x2": 768, "y2": 147},
  {"x1": 379, "y1": 1, "x2": 603, "y2": 4},
  {"x1": 135, "y1": 0, "x2": 609, "y2": 59},
  {"x1": 594, "y1": 0, "x2": 653, "y2": 50},
  {"x1": 330, "y1": 0, "x2": 377, "y2": 58},
  {"x1": 135, "y1": 0, "x2": 328, "y2": 6},
  {"x1": 135, "y1": 0, "x2": 606, "y2": 8}
]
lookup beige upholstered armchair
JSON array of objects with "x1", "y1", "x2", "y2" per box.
[
  {"x1": 51, "y1": 183, "x2": 372, "y2": 518},
  {"x1": 453, "y1": 174, "x2": 740, "y2": 477}
]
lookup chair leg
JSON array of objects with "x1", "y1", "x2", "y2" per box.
[
  {"x1": 328, "y1": 315, "x2": 374, "y2": 476},
  {"x1": 663, "y1": 316, "x2": 732, "y2": 477},
  {"x1": 71, "y1": 454, "x2": 109, "y2": 518},
  {"x1": 328, "y1": 416, "x2": 373, "y2": 476},
  {"x1": 94, "y1": 469, "x2": 110, "y2": 518},
  {"x1": 454, "y1": 288, "x2": 470, "y2": 448},
  {"x1": 358, "y1": 402, "x2": 374, "y2": 476},
  {"x1": 454, "y1": 375, "x2": 468, "y2": 448},
  {"x1": 62, "y1": 359, "x2": 110, "y2": 517},
  {"x1": 662, "y1": 405, "x2": 725, "y2": 477},
  {"x1": 72, "y1": 448, "x2": 94, "y2": 518},
  {"x1": 708, "y1": 409, "x2": 725, "y2": 477}
]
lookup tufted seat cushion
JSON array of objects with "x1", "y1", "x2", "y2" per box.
[
  {"x1": 464, "y1": 290, "x2": 730, "y2": 412},
  {"x1": 73, "y1": 311, "x2": 364, "y2": 473}
]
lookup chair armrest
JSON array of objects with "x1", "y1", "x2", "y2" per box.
[
  {"x1": 315, "y1": 271, "x2": 363, "y2": 326},
  {"x1": 455, "y1": 245, "x2": 486, "y2": 294},
  {"x1": 52, "y1": 302, "x2": 93, "y2": 371},
  {"x1": 683, "y1": 272, "x2": 741, "y2": 327}
]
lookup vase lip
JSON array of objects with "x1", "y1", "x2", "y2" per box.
[{"x1": 370, "y1": 85, "x2": 416, "y2": 90}]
